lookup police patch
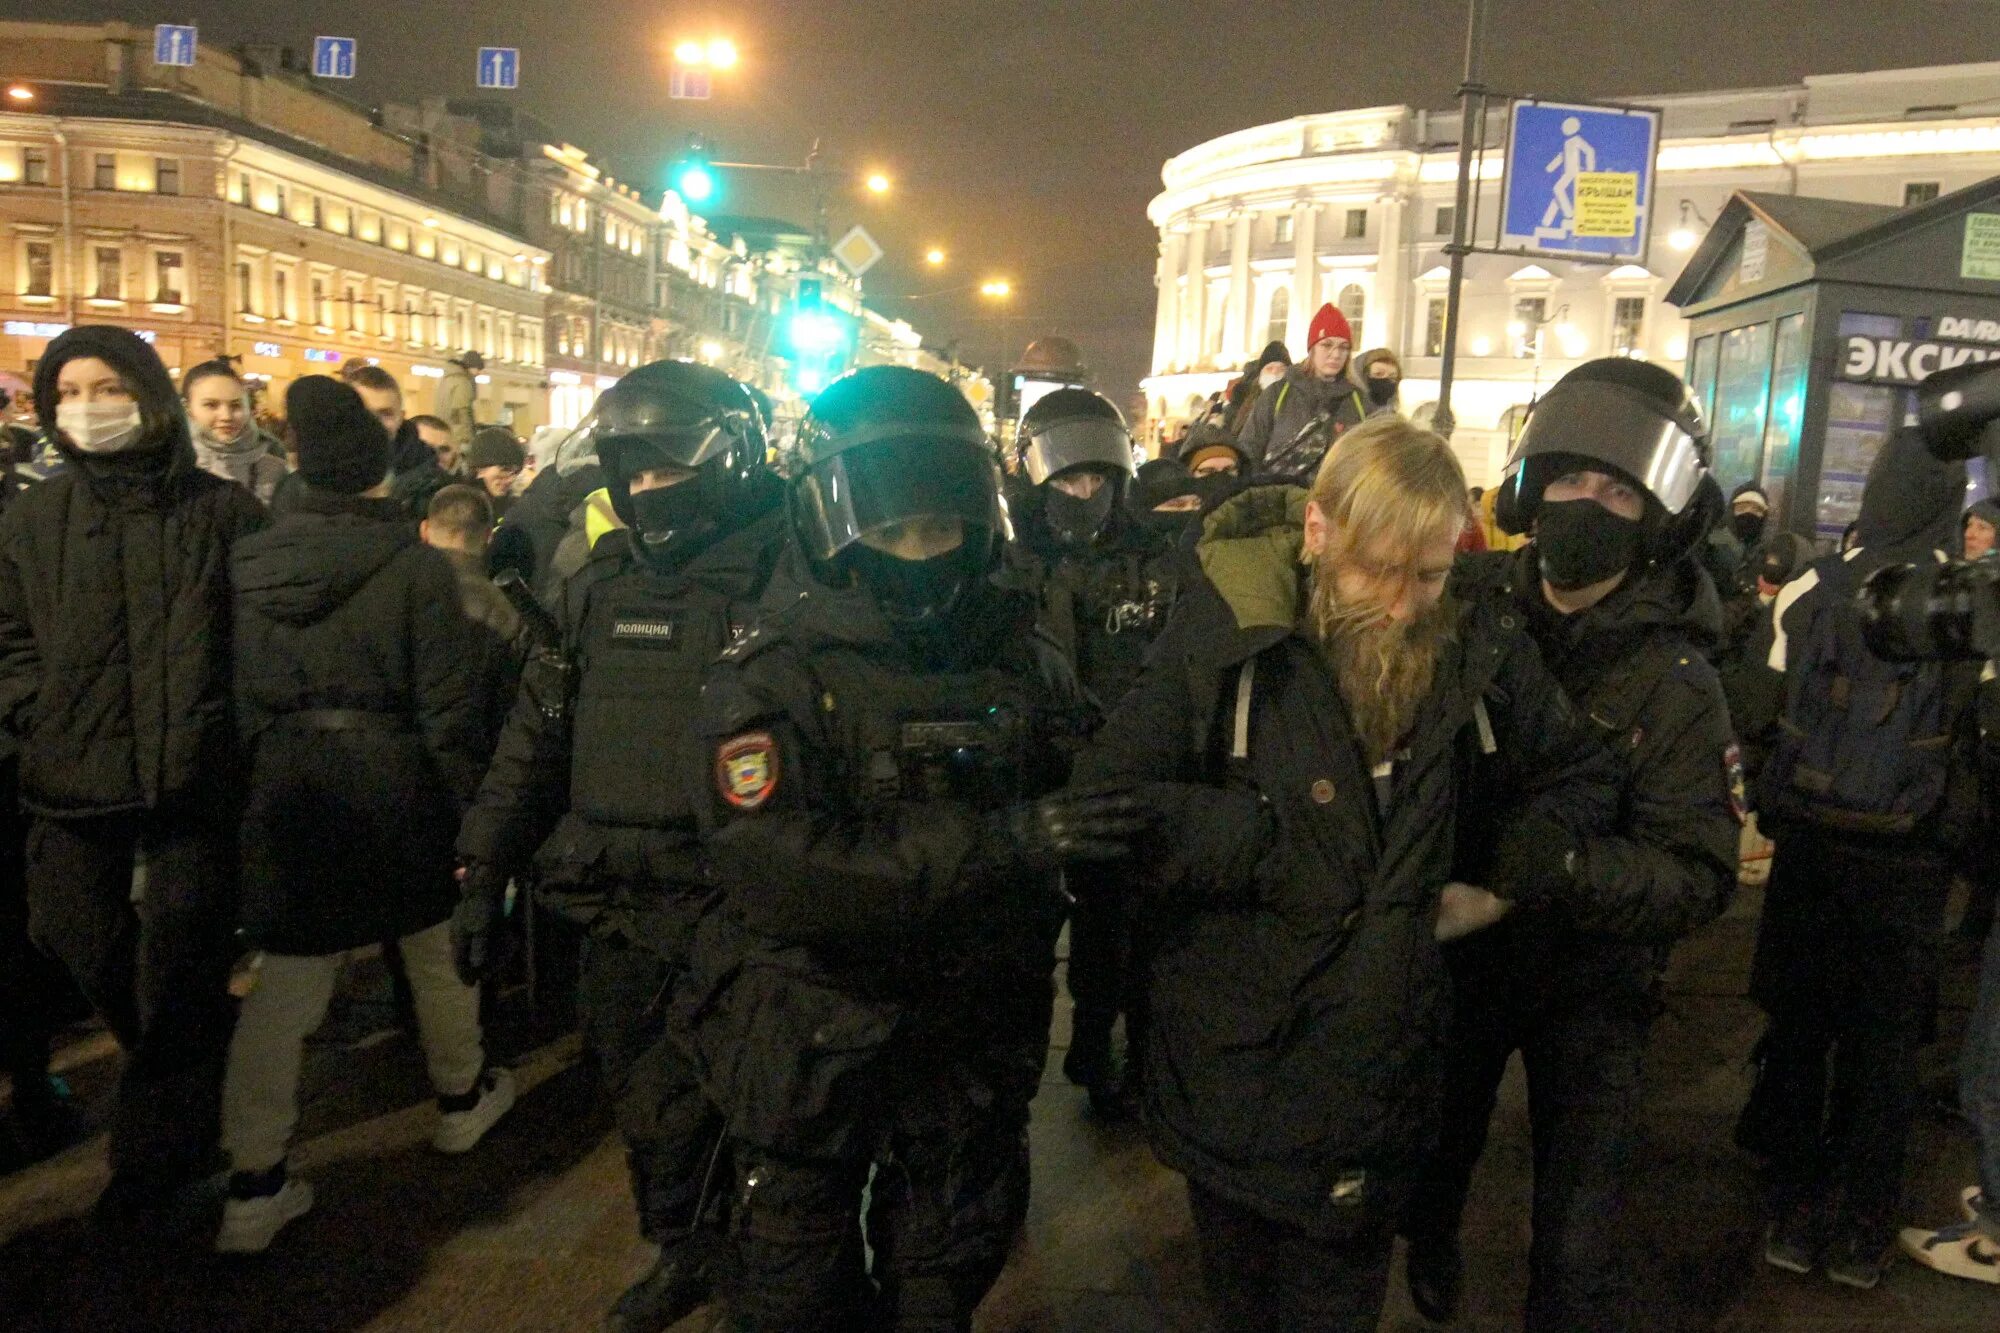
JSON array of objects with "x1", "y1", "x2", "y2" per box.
[
  {"x1": 612, "y1": 616, "x2": 679, "y2": 647},
  {"x1": 1725, "y1": 742, "x2": 1748, "y2": 825},
  {"x1": 717, "y1": 732, "x2": 779, "y2": 810}
]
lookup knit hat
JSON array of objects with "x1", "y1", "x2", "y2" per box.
[
  {"x1": 1306, "y1": 303, "x2": 1353, "y2": 350},
  {"x1": 33, "y1": 324, "x2": 185, "y2": 460},
  {"x1": 1176, "y1": 419, "x2": 1244, "y2": 474},
  {"x1": 467, "y1": 426, "x2": 526, "y2": 473},
  {"x1": 1134, "y1": 456, "x2": 1201, "y2": 512},
  {"x1": 286, "y1": 375, "x2": 390, "y2": 495},
  {"x1": 1252, "y1": 340, "x2": 1291, "y2": 373}
]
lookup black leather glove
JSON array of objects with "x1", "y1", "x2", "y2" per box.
[
  {"x1": 977, "y1": 785, "x2": 1154, "y2": 875},
  {"x1": 450, "y1": 862, "x2": 512, "y2": 986},
  {"x1": 1486, "y1": 815, "x2": 1580, "y2": 909}
]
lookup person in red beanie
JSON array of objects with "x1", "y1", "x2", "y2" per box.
[{"x1": 1236, "y1": 303, "x2": 1366, "y2": 480}]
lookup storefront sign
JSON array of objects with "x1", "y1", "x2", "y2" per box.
[
  {"x1": 302, "y1": 348, "x2": 342, "y2": 364},
  {"x1": 546, "y1": 369, "x2": 582, "y2": 385},
  {"x1": 409, "y1": 364, "x2": 444, "y2": 379},
  {"x1": 3, "y1": 320, "x2": 68, "y2": 338},
  {"x1": 1963, "y1": 214, "x2": 2000, "y2": 282},
  {"x1": 252, "y1": 341, "x2": 282, "y2": 357},
  {"x1": 1841, "y1": 332, "x2": 2000, "y2": 384}
]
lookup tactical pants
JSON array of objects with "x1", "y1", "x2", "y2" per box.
[
  {"x1": 1407, "y1": 997, "x2": 1647, "y2": 1331},
  {"x1": 23, "y1": 810, "x2": 238, "y2": 1178},
  {"x1": 724, "y1": 1104, "x2": 1031, "y2": 1332},
  {"x1": 1187, "y1": 1181, "x2": 1395, "y2": 1332},
  {"x1": 578, "y1": 923, "x2": 723, "y2": 1247},
  {"x1": 1063, "y1": 864, "x2": 1146, "y2": 1062},
  {"x1": 1750, "y1": 836, "x2": 1948, "y2": 1236}
]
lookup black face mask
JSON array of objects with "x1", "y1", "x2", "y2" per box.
[
  {"x1": 628, "y1": 481, "x2": 715, "y2": 570},
  {"x1": 1139, "y1": 504, "x2": 1199, "y2": 541},
  {"x1": 1732, "y1": 512, "x2": 1766, "y2": 546},
  {"x1": 1536, "y1": 498, "x2": 1644, "y2": 592},
  {"x1": 849, "y1": 541, "x2": 977, "y2": 629},
  {"x1": 1366, "y1": 376, "x2": 1400, "y2": 407},
  {"x1": 1044, "y1": 482, "x2": 1117, "y2": 549}
]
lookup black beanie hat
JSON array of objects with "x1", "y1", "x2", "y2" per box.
[
  {"x1": 1134, "y1": 457, "x2": 1201, "y2": 512},
  {"x1": 287, "y1": 375, "x2": 390, "y2": 495},
  {"x1": 466, "y1": 426, "x2": 526, "y2": 473}
]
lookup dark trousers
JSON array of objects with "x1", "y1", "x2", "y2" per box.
[
  {"x1": 1064, "y1": 865, "x2": 1148, "y2": 1059},
  {"x1": 1407, "y1": 991, "x2": 1646, "y2": 1331},
  {"x1": 578, "y1": 925, "x2": 722, "y2": 1247},
  {"x1": 1, "y1": 781, "x2": 53, "y2": 1100},
  {"x1": 23, "y1": 811, "x2": 237, "y2": 1177},
  {"x1": 726, "y1": 1107, "x2": 1031, "y2": 1332},
  {"x1": 1750, "y1": 836, "x2": 1947, "y2": 1236},
  {"x1": 1187, "y1": 1182, "x2": 1395, "y2": 1333}
]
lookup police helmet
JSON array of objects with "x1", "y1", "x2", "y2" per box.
[
  {"x1": 791, "y1": 365, "x2": 1004, "y2": 572},
  {"x1": 591, "y1": 360, "x2": 770, "y2": 555},
  {"x1": 1016, "y1": 387, "x2": 1135, "y2": 486},
  {"x1": 1495, "y1": 357, "x2": 1720, "y2": 564}
]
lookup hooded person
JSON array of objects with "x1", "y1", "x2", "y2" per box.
[
  {"x1": 1730, "y1": 483, "x2": 1771, "y2": 549},
  {"x1": 1233, "y1": 304, "x2": 1366, "y2": 480},
  {"x1": 1964, "y1": 499, "x2": 2000, "y2": 561},
  {"x1": 0, "y1": 325, "x2": 267, "y2": 1226},
  {"x1": 1736, "y1": 424, "x2": 1979, "y2": 1290},
  {"x1": 1354, "y1": 347, "x2": 1405, "y2": 418},
  {"x1": 466, "y1": 426, "x2": 527, "y2": 516},
  {"x1": 1224, "y1": 340, "x2": 1292, "y2": 436},
  {"x1": 1177, "y1": 419, "x2": 1247, "y2": 478},
  {"x1": 216, "y1": 375, "x2": 509, "y2": 1255},
  {"x1": 183, "y1": 359, "x2": 289, "y2": 505},
  {"x1": 1408, "y1": 358, "x2": 1740, "y2": 1329}
]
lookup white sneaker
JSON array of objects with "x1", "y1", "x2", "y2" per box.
[
  {"x1": 1899, "y1": 1220, "x2": 2000, "y2": 1285},
  {"x1": 216, "y1": 1178, "x2": 314, "y2": 1254},
  {"x1": 434, "y1": 1067, "x2": 515, "y2": 1154}
]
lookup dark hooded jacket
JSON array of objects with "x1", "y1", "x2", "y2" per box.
[
  {"x1": 231, "y1": 488, "x2": 483, "y2": 954},
  {"x1": 1448, "y1": 546, "x2": 1740, "y2": 1016},
  {"x1": 0, "y1": 325, "x2": 266, "y2": 819},
  {"x1": 1233, "y1": 363, "x2": 1367, "y2": 481},
  {"x1": 1070, "y1": 486, "x2": 1620, "y2": 1233}
]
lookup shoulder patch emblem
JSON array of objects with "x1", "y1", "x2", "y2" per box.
[
  {"x1": 717, "y1": 731, "x2": 779, "y2": 810},
  {"x1": 1724, "y1": 742, "x2": 1748, "y2": 825}
]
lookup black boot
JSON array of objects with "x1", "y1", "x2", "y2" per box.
[
  {"x1": 604, "y1": 1250, "x2": 710, "y2": 1333},
  {"x1": 1406, "y1": 1232, "x2": 1462, "y2": 1324}
]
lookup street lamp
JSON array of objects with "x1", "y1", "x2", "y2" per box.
[
  {"x1": 5, "y1": 85, "x2": 33, "y2": 104},
  {"x1": 865, "y1": 172, "x2": 891, "y2": 196},
  {"x1": 706, "y1": 39, "x2": 739, "y2": 70},
  {"x1": 980, "y1": 279, "x2": 1012, "y2": 299},
  {"x1": 925, "y1": 248, "x2": 946, "y2": 267},
  {"x1": 1669, "y1": 199, "x2": 1713, "y2": 253}
]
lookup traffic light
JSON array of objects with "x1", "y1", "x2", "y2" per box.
[
  {"x1": 671, "y1": 135, "x2": 718, "y2": 204},
  {"x1": 783, "y1": 278, "x2": 853, "y2": 396}
]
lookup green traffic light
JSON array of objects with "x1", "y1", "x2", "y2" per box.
[{"x1": 676, "y1": 163, "x2": 716, "y2": 203}]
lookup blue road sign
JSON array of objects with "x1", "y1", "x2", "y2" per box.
[
  {"x1": 153, "y1": 24, "x2": 197, "y2": 68},
  {"x1": 312, "y1": 37, "x2": 357, "y2": 80},
  {"x1": 1501, "y1": 100, "x2": 1661, "y2": 262},
  {"x1": 476, "y1": 47, "x2": 520, "y2": 90}
]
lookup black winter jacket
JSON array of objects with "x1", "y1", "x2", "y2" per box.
[
  {"x1": 0, "y1": 434, "x2": 265, "y2": 818},
  {"x1": 1233, "y1": 365, "x2": 1366, "y2": 481},
  {"x1": 1071, "y1": 486, "x2": 1620, "y2": 1235},
  {"x1": 1446, "y1": 547, "x2": 1740, "y2": 1018},
  {"x1": 231, "y1": 490, "x2": 484, "y2": 954}
]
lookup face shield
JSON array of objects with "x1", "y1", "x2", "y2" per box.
[
  {"x1": 1018, "y1": 416, "x2": 1136, "y2": 487},
  {"x1": 793, "y1": 429, "x2": 1004, "y2": 565},
  {"x1": 1503, "y1": 379, "x2": 1709, "y2": 516}
]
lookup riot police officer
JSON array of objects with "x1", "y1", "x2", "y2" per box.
[
  {"x1": 1014, "y1": 388, "x2": 1183, "y2": 1114},
  {"x1": 1406, "y1": 359, "x2": 1740, "y2": 1329},
  {"x1": 451, "y1": 360, "x2": 787, "y2": 1333},
  {"x1": 678, "y1": 366, "x2": 1149, "y2": 1330}
]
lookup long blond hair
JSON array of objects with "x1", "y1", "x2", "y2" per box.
[{"x1": 1303, "y1": 416, "x2": 1469, "y2": 616}]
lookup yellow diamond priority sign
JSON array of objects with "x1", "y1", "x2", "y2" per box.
[{"x1": 832, "y1": 226, "x2": 885, "y2": 278}]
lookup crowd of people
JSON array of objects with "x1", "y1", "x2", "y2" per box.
[{"x1": 0, "y1": 304, "x2": 1994, "y2": 1332}]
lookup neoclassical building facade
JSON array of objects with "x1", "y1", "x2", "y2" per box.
[{"x1": 1143, "y1": 61, "x2": 2000, "y2": 484}]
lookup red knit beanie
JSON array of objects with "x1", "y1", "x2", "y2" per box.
[{"x1": 1306, "y1": 303, "x2": 1353, "y2": 349}]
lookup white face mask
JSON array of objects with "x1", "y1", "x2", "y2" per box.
[
  {"x1": 56, "y1": 399, "x2": 144, "y2": 454},
  {"x1": 1259, "y1": 362, "x2": 1288, "y2": 389}
]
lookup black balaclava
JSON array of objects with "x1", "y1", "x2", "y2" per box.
[
  {"x1": 1044, "y1": 469, "x2": 1119, "y2": 549},
  {"x1": 1731, "y1": 510, "x2": 1766, "y2": 546},
  {"x1": 1536, "y1": 499, "x2": 1645, "y2": 591},
  {"x1": 848, "y1": 531, "x2": 989, "y2": 668}
]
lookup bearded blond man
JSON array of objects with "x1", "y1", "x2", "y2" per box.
[{"x1": 1071, "y1": 415, "x2": 1621, "y2": 1331}]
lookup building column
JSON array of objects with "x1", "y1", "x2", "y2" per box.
[
  {"x1": 1181, "y1": 220, "x2": 1210, "y2": 370},
  {"x1": 1154, "y1": 230, "x2": 1185, "y2": 374},
  {"x1": 1222, "y1": 210, "x2": 1252, "y2": 368},
  {"x1": 1289, "y1": 203, "x2": 1319, "y2": 350},
  {"x1": 1372, "y1": 193, "x2": 1407, "y2": 355}
]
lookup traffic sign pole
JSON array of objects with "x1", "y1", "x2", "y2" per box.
[{"x1": 1436, "y1": 0, "x2": 1488, "y2": 440}]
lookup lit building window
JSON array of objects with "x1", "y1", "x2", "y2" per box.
[
  {"x1": 154, "y1": 251, "x2": 186, "y2": 304},
  {"x1": 1611, "y1": 297, "x2": 1647, "y2": 356},
  {"x1": 94, "y1": 246, "x2": 122, "y2": 299}
]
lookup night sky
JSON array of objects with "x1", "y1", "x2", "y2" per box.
[{"x1": 30, "y1": 2, "x2": 1998, "y2": 404}]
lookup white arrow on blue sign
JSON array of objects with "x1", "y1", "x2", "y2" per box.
[
  {"x1": 153, "y1": 24, "x2": 198, "y2": 68},
  {"x1": 476, "y1": 47, "x2": 520, "y2": 90},
  {"x1": 312, "y1": 37, "x2": 357, "y2": 80},
  {"x1": 1500, "y1": 99, "x2": 1662, "y2": 263}
]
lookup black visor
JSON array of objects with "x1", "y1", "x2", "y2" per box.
[
  {"x1": 795, "y1": 435, "x2": 1003, "y2": 563},
  {"x1": 1506, "y1": 380, "x2": 1708, "y2": 515}
]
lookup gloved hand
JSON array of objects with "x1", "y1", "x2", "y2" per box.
[
  {"x1": 977, "y1": 785, "x2": 1154, "y2": 875},
  {"x1": 1486, "y1": 815, "x2": 1580, "y2": 909},
  {"x1": 450, "y1": 862, "x2": 512, "y2": 986}
]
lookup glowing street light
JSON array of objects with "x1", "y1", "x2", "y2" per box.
[
  {"x1": 5, "y1": 85, "x2": 34, "y2": 104},
  {"x1": 980, "y1": 279, "x2": 1012, "y2": 299},
  {"x1": 865, "y1": 172, "x2": 891, "y2": 196},
  {"x1": 925, "y1": 248, "x2": 946, "y2": 267},
  {"x1": 674, "y1": 40, "x2": 705, "y2": 64},
  {"x1": 707, "y1": 39, "x2": 739, "y2": 69}
]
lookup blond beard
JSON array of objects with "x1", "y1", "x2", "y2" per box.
[{"x1": 1305, "y1": 556, "x2": 1452, "y2": 764}]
